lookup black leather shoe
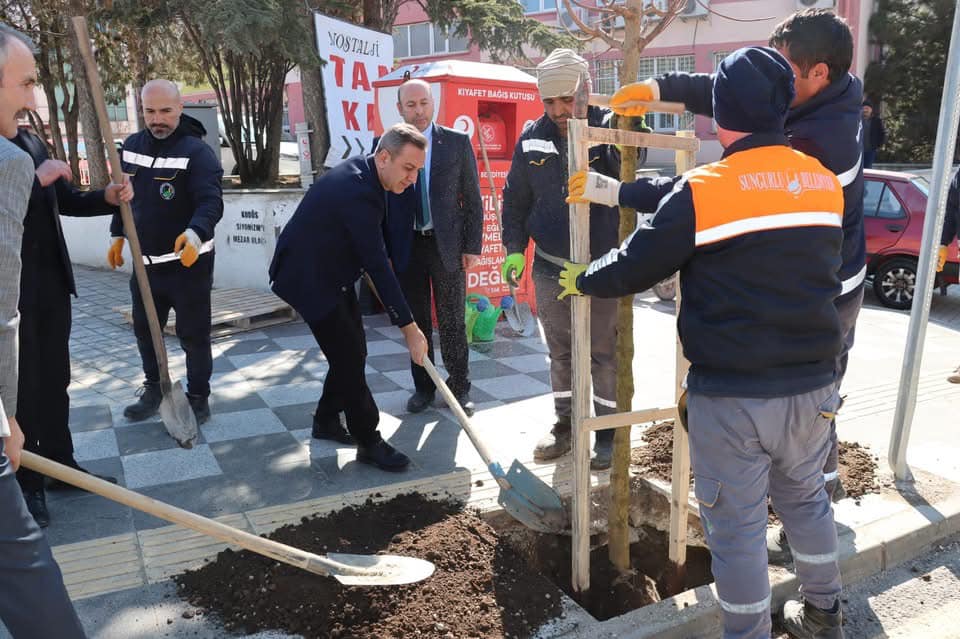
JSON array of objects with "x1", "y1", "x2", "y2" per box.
[
  {"x1": 356, "y1": 440, "x2": 410, "y2": 472},
  {"x1": 406, "y1": 391, "x2": 435, "y2": 413},
  {"x1": 187, "y1": 394, "x2": 211, "y2": 425},
  {"x1": 23, "y1": 489, "x2": 49, "y2": 528},
  {"x1": 123, "y1": 382, "x2": 162, "y2": 421},
  {"x1": 455, "y1": 393, "x2": 475, "y2": 417},
  {"x1": 311, "y1": 415, "x2": 356, "y2": 445},
  {"x1": 46, "y1": 464, "x2": 118, "y2": 491}
]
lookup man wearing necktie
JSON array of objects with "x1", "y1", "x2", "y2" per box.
[{"x1": 386, "y1": 78, "x2": 483, "y2": 416}]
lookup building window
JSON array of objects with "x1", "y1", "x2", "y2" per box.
[
  {"x1": 393, "y1": 22, "x2": 470, "y2": 58},
  {"x1": 521, "y1": 0, "x2": 557, "y2": 13},
  {"x1": 636, "y1": 54, "x2": 696, "y2": 131},
  {"x1": 594, "y1": 59, "x2": 621, "y2": 95},
  {"x1": 106, "y1": 98, "x2": 127, "y2": 122}
]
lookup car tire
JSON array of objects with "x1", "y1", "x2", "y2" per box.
[{"x1": 872, "y1": 257, "x2": 918, "y2": 310}]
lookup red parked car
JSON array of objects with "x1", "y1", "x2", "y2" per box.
[{"x1": 864, "y1": 169, "x2": 959, "y2": 309}]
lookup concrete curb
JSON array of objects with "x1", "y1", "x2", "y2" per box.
[{"x1": 569, "y1": 493, "x2": 960, "y2": 639}]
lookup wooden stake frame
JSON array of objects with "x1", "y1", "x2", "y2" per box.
[{"x1": 567, "y1": 123, "x2": 699, "y2": 593}]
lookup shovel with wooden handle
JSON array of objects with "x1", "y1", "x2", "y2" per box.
[
  {"x1": 21, "y1": 452, "x2": 435, "y2": 586},
  {"x1": 73, "y1": 16, "x2": 197, "y2": 448},
  {"x1": 422, "y1": 359, "x2": 568, "y2": 534}
]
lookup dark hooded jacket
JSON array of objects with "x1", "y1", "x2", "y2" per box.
[
  {"x1": 111, "y1": 114, "x2": 223, "y2": 257},
  {"x1": 620, "y1": 71, "x2": 865, "y2": 302}
]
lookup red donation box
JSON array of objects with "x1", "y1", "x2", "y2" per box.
[{"x1": 372, "y1": 60, "x2": 544, "y2": 314}]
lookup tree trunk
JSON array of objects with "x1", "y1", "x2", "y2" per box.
[
  {"x1": 300, "y1": 10, "x2": 330, "y2": 174},
  {"x1": 607, "y1": 0, "x2": 644, "y2": 576},
  {"x1": 40, "y1": 81, "x2": 66, "y2": 160},
  {"x1": 362, "y1": 0, "x2": 383, "y2": 31},
  {"x1": 69, "y1": 24, "x2": 109, "y2": 187}
]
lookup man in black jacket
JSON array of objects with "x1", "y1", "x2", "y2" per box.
[
  {"x1": 938, "y1": 171, "x2": 960, "y2": 383},
  {"x1": 270, "y1": 123, "x2": 429, "y2": 472},
  {"x1": 108, "y1": 79, "x2": 223, "y2": 427},
  {"x1": 609, "y1": 9, "x2": 863, "y2": 549},
  {"x1": 11, "y1": 128, "x2": 131, "y2": 528},
  {"x1": 386, "y1": 79, "x2": 483, "y2": 417},
  {"x1": 501, "y1": 48, "x2": 622, "y2": 470}
]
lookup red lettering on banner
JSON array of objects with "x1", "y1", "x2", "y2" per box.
[
  {"x1": 378, "y1": 65, "x2": 389, "y2": 78},
  {"x1": 329, "y1": 54, "x2": 345, "y2": 87},
  {"x1": 366, "y1": 103, "x2": 376, "y2": 130},
  {"x1": 342, "y1": 101, "x2": 360, "y2": 130},
  {"x1": 352, "y1": 62, "x2": 371, "y2": 91}
]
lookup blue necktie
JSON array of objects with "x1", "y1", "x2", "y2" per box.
[{"x1": 416, "y1": 168, "x2": 431, "y2": 230}]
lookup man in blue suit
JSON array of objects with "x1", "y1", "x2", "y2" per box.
[
  {"x1": 269, "y1": 123, "x2": 429, "y2": 472},
  {"x1": 385, "y1": 79, "x2": 483, "y2": 416}
]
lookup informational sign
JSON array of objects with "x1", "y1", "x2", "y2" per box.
[{"x1": 314, "y1": 14, "x2": 393, "y2": 167}]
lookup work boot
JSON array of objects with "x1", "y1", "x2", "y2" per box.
[
  {"x1": 312, "y1": 413, "x2": 356, "y2": 445},
  {"x1": 23, "y1": 489, "x2": 49, "y2": 528},
  {"x1": 533, "y1": 418, "x2": 572, "y2": 462},
  {"x1": 767, "y1": 524, "x2": 792, "y2": 565},
  {"x1": 948, "y1": 365, "x2": 960, "y2": 384},
  {"x1": 123, "y1": 382, "x2": 162, "y2": 422},
  {"x1": 406, "y1": 390, "x2": 435, "y2": 413},
  {"x1": 591, "y1": 430, "x2": 614, "y2": 470},
  {"x1": 782, "y1": 598, "x2": 843, "y2": 639},
  {"x1": 187, "y1": 394, "x2": 211, "y2": 425}
]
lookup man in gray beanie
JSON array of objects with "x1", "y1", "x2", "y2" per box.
[
  {"x1": 500, "y1": 48, "x2": 622, "y2": 469},
  {"x1": 564, "y1": 46, "x2": 846, "y2": 639}
]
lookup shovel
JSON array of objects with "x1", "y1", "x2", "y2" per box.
[
  {"x1": 504, "y1": 275, "x2": 538, "y2": 337},
  {"x1": 475, "y1": 129, "x2": 537, "y2": 338},
  {"x1": 422, "y1": 359, "x2": 567, "y2": 533},
  {"x1": 73, "y1": 17, "x2": 197, "y2": 448},
  {"x1": 21, "y1": 451, "x2": 435, "y2": 586}
]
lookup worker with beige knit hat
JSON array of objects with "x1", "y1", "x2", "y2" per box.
[{"x1": 500, "y1": 48, "x2": 623, "y2": 469}]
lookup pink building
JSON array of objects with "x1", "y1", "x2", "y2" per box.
[
  {"x1": 375, "y1": 0, "x2": 874, "y2": 164},
  {"x1": 196, "y1": 1, "x2": 876, "y2": 166}
]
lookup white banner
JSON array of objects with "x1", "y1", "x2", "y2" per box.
[{"x1": 314, "y1": 14, "x2": 393, "y2": 167}]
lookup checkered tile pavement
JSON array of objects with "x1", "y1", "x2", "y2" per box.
[{"x1": 47, "y1": 266, "x2": 569, "y2": 548}]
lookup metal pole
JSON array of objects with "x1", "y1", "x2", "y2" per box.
[{"x1": 888, "y1": 0, "x2": 960, "y2": 479}]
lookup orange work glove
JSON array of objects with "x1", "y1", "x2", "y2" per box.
[
  {"x1": 107, "y1": 237, "x2": 125, "y2": 269},
  {"x1": 174, "y1": 229, "x2": 201, "y2": 268},
  {"x1": 609, "y1": 79, "x2": 658, "y2": 117},
  {"x1": 938, "y1": 245, "x2": 948, "y2": 273}
]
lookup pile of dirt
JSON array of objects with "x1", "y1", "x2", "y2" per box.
[
  {"x1": 837, "y1": 440, "x2": 880, "y2": 500},
  {"x1": 630, "y1": 421, "x2": 683, "y2": 483},
  {"x1": 175, "y1": 494, "x2": 564, "y2": 638},
  {"x1": 631, "y1": 423, "x2": 880, "y2": 501}
]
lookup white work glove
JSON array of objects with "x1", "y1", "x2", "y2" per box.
[{"x1": 566, "y1": 170, "x2": 622, "y2": 207}]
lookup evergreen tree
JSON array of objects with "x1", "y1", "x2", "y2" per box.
[{"x1": 865, "y1": 0, "x2": 958, "y2": 162}]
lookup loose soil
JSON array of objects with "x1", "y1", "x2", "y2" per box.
[
  {"x1": 512, "y1": 525, "x2": 713, "y2": 620},
  {"x1": 630, "y1": 422, "x2": 880, "y2": 500},
  {"x1": 176, "y1": 494, "x2": 564, "y2": 639},
  {"x1": 176, "y1": 493, "x2": 716, "y2": 636}
]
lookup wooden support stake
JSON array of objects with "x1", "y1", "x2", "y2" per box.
[
  {"x1": 583, "y1": 127, "x2": 700, "y2": 152},
  {"x1": 666, "y1": 130, "x2": 696, "y2": 594},
  {"x1": 568, "y1": 117, "x2": 593, "y2": 594}
]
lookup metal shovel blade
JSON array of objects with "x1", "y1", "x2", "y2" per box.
[
  {"x1": 321, "y1": 552, "x2": 436, "y2": 586},
  {"x1": 505, "y1": 281, "x2": 538, "y2": 337},
  {"x1": 497, "y1": 459, "x2": 568, "y2": 534},
  {"x1": 158, "y1": 380, "x2": 198, "y2": 448},
  {"x1": 514, "y1": 302, "x2": 537, "y2": 337}
]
